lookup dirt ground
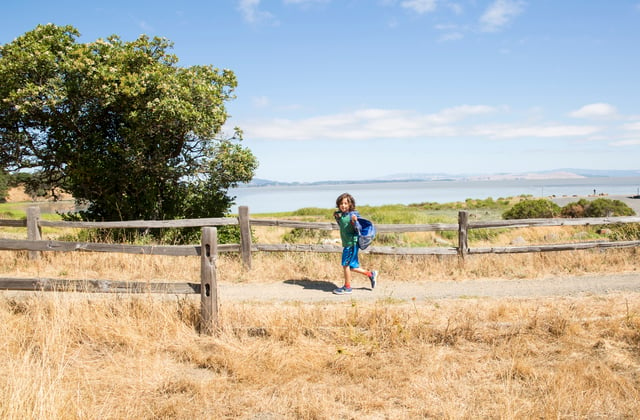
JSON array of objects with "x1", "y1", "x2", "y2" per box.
[{"x1": 215, "y1": 271, "x2": 640, "y2": 303}]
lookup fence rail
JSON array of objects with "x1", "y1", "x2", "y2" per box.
[
  {"x1": 2, "y1": 205, "x2": 639, "y2": 333},
  {"x1": 2, "y1": 206, "x2": 640, "y2": 259}
]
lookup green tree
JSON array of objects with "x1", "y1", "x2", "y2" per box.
[
  {"x1": 0, "y1": 170, "x2": 8, "y2": 202},
  {"x1": 0, "y1": 24, "x2": 257, "y2": 223},
  {"x1": 502, "y1": 199, "x2": 561, "y2": 219}
]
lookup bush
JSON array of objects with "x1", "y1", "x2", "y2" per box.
[
  {"x1": 502, "y1": 199, "x2": 561, "y2": 219},
  {"x1": 608, "y1": 223, "x2": 640, "y2": 241},
  {"x1": 561, "y1": 198, "x2": 636, "y2": 218}
]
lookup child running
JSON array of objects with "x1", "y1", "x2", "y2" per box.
[{"x1": 333, "y1": 193, "x2": 378, "y2": 295}]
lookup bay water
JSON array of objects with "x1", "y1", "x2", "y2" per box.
[{"x1": 229, "y1": 177, "x2": 640, "y2": 214}]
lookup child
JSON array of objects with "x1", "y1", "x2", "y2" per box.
[{"x1": 333, "y1": 193, "x2": 378, "y2": 295}]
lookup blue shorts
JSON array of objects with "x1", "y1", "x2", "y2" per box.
[{"x1": 341, "y1": 245, "x2": 360, "y2": 269}]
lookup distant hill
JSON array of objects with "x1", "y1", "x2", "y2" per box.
[{"x1": 243, "y1": 169, "x2": 640, "y2": 187}]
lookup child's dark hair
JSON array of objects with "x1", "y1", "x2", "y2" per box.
[{"x1": 336, "y1": 193, "x2": 356, "y2": 211}]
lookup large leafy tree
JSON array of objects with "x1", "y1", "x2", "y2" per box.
[{"x1": 0, "y1": 24, "x2": 257, "y2": 221}]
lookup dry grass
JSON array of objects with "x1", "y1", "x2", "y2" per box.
[
  {"x1": 2, "y1": 220, "x2": 640, "y2": 418},
  {"x1": 1, "y1": 290, "x2": 639, "y2": 419},
  {"x1": 1, "y1": 243, "x2": 638, "y2": 285}
]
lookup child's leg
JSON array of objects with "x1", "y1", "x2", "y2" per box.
[
  {"x1": 343, "y1": 265, "x2": 352, "y2": 288},
  {"x1": 351, "y1": 267, "x2": 378, "y2": 289},
  {"x1": 351, "y1": 267, "x2": 372, "y2": 277},
  {"x1": 340, "y1": 246, "x2": 356, "y2": 289}
]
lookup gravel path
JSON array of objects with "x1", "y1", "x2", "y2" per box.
[{"x1": 218, "y1": 272, "x2": 640, "y2": 303}]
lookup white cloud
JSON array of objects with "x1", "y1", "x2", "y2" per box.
[
  {"x1": 137, "y1": 20, "x2": 154, "y2": 32},
  {"x1": 435, "y1": 23, "x2": 466, "y2": 41},
  {"x1": 610, "y1": 139, "x2": 640, "y2": 146},
  {"x1": 240, "y1": 105, "x2": 603, "y2": 142},
  {"x1": 243, "y1": 107, "x2": 493, "y2": 140},
  {"x1": 622, "y1": 121, "x2": 640, "y2": 131},
  {"x1": 473, "y1": 124, "x2": 601, "y2": 139},
  {"x1": 480, "y1": 0, "x2": 525, "y2": 32},
  {"x1": 237, "y1": 0, "x2": 277, "y2": 24},
  {"x1": 427, "y1": 105, "x2": 498, "y2": 124},
  {"x1": 401, "y1": 0, "x2": 437, "y2": 14},
  {"x1": 447, "y1": 2, "x2": 463, "y2": 15},
  {"x1": 283, "y1": 0, "x2": 328, "y2": 4},
  {"x1": 569, "y1": 103, "x2": 618, "y2": 119},
  {"x1": 439, "y1": 32, "x2": 464, "y2": 42},
  {"x1": 251, "y1": 96, "x2": 270, "y2": 108}
]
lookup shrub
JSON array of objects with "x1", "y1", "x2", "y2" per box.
[
  {"x1": 502, "y1": 199, "x2": 561, "y2": 219},
  {"x1": 561, "y1": 198, "x2": 636, "y2": 218},
  {"x1": 608, "y1": 223, "x2": 640, "y2": 241}
]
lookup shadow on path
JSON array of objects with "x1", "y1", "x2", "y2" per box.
[{"x1": 283, "y1": 279, "x2": 370, "y2": 293}]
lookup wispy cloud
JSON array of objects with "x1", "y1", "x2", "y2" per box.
[
  {"x1": 610, "y1": 139, "x2": 640, "y2": 146},
  {"x1": 447, "y1": 2, "x2": 463, "y2": 15},
  {"x1": 137, "y1": 20, "x2": 154, "y2": 32},
  {"x1": 480, "y1": 0, "x2": 525, "y2": 32},
  {"x1": 438, "y1": 31, "x2": 464, "y2": 42},
  {"x1": 401, "y1": 0, "x2": 438, "y2": 14},
  {"x1": 241, "y1": 105, "x2": 601, "y2": 142},
  {"x1": 569, "y1": 103, "x2": 618, "y2": 119},
  {"x1": 622, "y1": 121, "x2": 640, "y2": 131},
  {"x1": 237, "y1": 0, "x2": 277, "y2": 24},
  {"x1": 435, "y1": 23, "x2": 467, "y2": 41},
  {"x1": 251, "y1": 96, "x2": 270, "y2": 108},
  {"x1": 283, "y1": 0, "x2": 329, "y2": 4},
  {"x1": 473, "y1": 124, "x2": 600, "y2": 139}
]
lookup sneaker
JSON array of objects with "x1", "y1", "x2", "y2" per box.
[
  {"x1": 369, "y1": 271, "x2": 378, "y2": 289},
  {"x1": 333, "y1": 286, "x2": 352, "y2": 295}
]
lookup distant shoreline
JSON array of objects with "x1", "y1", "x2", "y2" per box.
[{"x1": 246, "y1": 170, "x2": 640, "y2": 187}]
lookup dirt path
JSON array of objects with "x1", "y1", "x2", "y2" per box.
[{"x1": 218, "y1": 272, "x2": 640, "y2": 303}]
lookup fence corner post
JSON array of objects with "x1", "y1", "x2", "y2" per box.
[
  {"x1": 457, "y1": 211, "x2": 469, "y2": 262},
  {"x1": 200, "y1": 227, "x2": 219, "y2": 335},
  {"x1": 238, "y1": 206, "x2": 252, "y2": 270},
  {"x1": 27, "y1": 206, "x2": 42, "y2": 260}
]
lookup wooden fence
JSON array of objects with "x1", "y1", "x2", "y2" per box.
[{"x1": 1, "y1": 205, "x2": 640, "y2": 333}]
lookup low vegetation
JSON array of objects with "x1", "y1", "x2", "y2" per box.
[
  {"x1": 1, "y1": 195, "x2": 640, "y2": 418},
  {"x1": 504, "y1": 197, "x2": 636, "y2": 219}
]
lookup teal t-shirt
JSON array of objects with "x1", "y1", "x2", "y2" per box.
[{"x1": 335, "y1": 211, "x2": 358, "y2": 247}]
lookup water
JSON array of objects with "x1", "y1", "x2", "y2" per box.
[{"x1": 229, "y1": 177, "x2": 640, "y2": 214}]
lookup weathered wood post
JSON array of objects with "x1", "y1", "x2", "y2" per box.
[
  {"x1": 457, "y1": 211, "x2": 469, "y2": 263},
  {"x1": 200, "y1": 227, "x2": 219, "y2": 335},
  {"x1": 238, "y1": 205, "x2": 252, "y2": 270},
  {"x1": 27, "y1": 206, "x2": 42, "y2": 260}
]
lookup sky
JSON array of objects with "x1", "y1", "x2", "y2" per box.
[{"x1": 2, "y1": 0, "x2": 640, "y2": 183}]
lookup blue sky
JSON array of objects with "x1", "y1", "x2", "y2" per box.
[{"x1": 2, "y1": 1, "x2": 640, "y2": 182}]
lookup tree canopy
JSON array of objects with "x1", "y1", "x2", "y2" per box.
[{"x1": 0, "y1": 24, "x2": 257, "y2": 221}]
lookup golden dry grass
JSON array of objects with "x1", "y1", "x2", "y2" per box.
[
  {"x1": 2, "y1": 219, "x2": 640, "y2": 418},
  {"x1": 1, "y1": 242, "x2": 638, "y2": 285},
  {"x1": 1, "y1": 289, "x2": 639, "y2": 419}
]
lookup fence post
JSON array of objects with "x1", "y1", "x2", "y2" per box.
[
  {"x1": 200, "y1": 227, "x2": 219, "y2": 335},
  {"x1": 457, "y1": 211, "x2": 469, "y2": 261},
  {"x1": 27, "y1": 206, "x2": 41, "y2": 260},
  {"x1": 238, "y1": 205, "x2": 252, "y2": 269}
]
